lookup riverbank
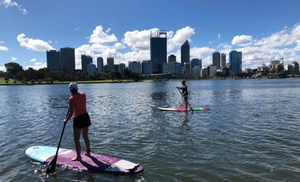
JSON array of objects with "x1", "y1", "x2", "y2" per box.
[{"x1": 0, "y1": 77, "x2": 136, "y2": 85}]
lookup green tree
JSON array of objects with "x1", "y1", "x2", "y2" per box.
[{"x1": 4, "y1": 62, "x2": 24, "y2": 79}]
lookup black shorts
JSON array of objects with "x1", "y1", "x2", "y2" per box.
[{"x1": 73, "y1": 113, "x2": 91, "y2": 128}]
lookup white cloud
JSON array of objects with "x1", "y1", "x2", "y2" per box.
[
  {"x1": 0, "y1": 45, "x2": 9, "y2": 51},
  {"x1": 123, "y1": 29, "x2": 152, "y2": 51},
  {"x1": 0, "y1": 66, "x2": 5, "y2": 71},
  {"x1": 25, "y1": 62, "x2": 47, "y2": 70},
  {"x1": 168, "y1": 26, "x2": 195, "y2": 51},
  {"x1": 1, "y1": 0, "x2": 27, "y2": 14},
  {"x1": 70, "y1": 24, "x2": 300, "y2": 70},
  {"x1": 89, "y1": 26, "x2": 118, "y2": 44},
  {"x1": 30, "y1": 58, "x2": 36, "y2": 62},
  {"x1": 232, "y1": 35, "x2": 253, "y2": 46},
  {"x1": 17, "y1": 33, "x2": 55, "y2": 51}
]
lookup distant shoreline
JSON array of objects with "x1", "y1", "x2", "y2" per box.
[{"x1": 0, "y1": 80, "x2": 135, "y2": 86}]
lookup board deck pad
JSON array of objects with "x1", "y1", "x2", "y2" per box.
[
  {"x1": 26, "y1": 146, "x2": 144, "y2": 174},
  {"x1": 158, "y1": 107, "x2": 210, "y2": 111}
]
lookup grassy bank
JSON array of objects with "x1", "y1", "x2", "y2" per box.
[{"x1": 0, "y1": 77, "x2": 135, "y2": 85}]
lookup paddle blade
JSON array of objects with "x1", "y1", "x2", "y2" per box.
[{"x1": 46, "y1": 155, "x2": 57, "y2": 174}]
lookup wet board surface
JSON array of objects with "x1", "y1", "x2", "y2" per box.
[
  {"x1": 25, "y1": 146, "x2": 144, "y2": 174},
  {"x1": 158, "y1": 107, "x2": 210, "y2": 111}
]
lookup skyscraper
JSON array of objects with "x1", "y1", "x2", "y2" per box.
[
  {"x1": 181, "y1": 40, "x2": 190, "y2": 66},
  {"x1": 150, "y1": 30, "x2": 167, "y2": 74},
  {"x1": 97, "y1": 57, "x2": 103, "y2": 73},
  {"x1": 229, "y1": 50, "x2": 242, "y2": 75},
  {"x1": 212, "y1": 51, "x2": 221, "y2": 69},
  {"x1": 107, "y1": 57, "x2": 114, "y2": 72},
  {"x1": 221, "y1": 53, "x2": 226, "y2": 68},
  {"x1": 191, "y1": 58, "x2": 202, "y2": 69},
  {"x1": 60, "y1": 47, "x2": 75, "y2": 72},
  {"x1": 168, "y1": 54, "x2": 176, "y2": 63},
  {"x1": 81, "y1": 55, "x2": 93, "y2": 72},
  {"x1": 46, "y1": 50, "x2": 60, "y2": 71}
]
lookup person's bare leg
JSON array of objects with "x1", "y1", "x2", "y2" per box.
[
  {"x1": 82, "y1": 127, "x2": 91, "y2": 156},
  {"x1": 72, "y1": 127, "x2": 82, "y2": 161}
]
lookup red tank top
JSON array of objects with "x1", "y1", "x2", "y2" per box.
[{"x1": 68, "y1": 92, "x2": 87, "y2": 118}]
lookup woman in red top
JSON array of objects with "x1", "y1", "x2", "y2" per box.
[{"x1": 64, "y1": 83, "x2": 91, "y2": 161}]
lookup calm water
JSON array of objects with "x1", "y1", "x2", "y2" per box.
[{"x1": 0, "y1": 79, "x2": 300, "y2": 182}]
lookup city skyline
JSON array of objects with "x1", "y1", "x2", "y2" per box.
[{"x1": 1, "y1": 0, "x2": 300, "y2": 72}]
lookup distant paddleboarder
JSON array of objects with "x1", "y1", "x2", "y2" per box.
[
  {"x1": 176, "y1": 80, "x2": 189, "y2": 110},
  {"x1": 64, "y1": 83, "x2": 92, "y2": 161}
]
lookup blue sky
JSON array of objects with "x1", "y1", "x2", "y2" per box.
[{"x1": 1, "y1": 0, "x2": 300, "y2": 72}]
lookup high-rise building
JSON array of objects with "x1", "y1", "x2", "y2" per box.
[
  {"x1": 97, "y1": 57, "x2": 104, "y2": 73},
  {"x1": 142, "y1": 60, "x2": 153, "y2": 75},
  {"x1": 229, "y1": 50, "x2": 242, "y2": 75},
  {"x1": 81, "y1": 55, "x2": 93, "y2": 72},
  {"x1": 107, "y1": 57, "x2": 114, "y2": 72},
  {"x1": 292, "y1": 61, "x2": 299, "y2": 74},
  {"x1": 191, "y1": 58, "x2": 202, "y2": 69},
  {"x1": 221, "y1": 53, "x2": 226, "y2": 68},
  {"x1": 150, "y1": 30, "x2": 167, "y2": 74},
  {"x1": 163, "y1": 62, "x2": 182, "y2": 75},
  {"x1": 119, "y1": 63, "x2": 125, "y2": 74},
  {"x1": 181, "y1": 40, "x2": 190, "y2": 66},
  {"x1": 128, "y1": 61, "x2": 141, "y2": 74},
  {"x1": 168, "y1": 54, "x2": 176, "y2": 63},
  {"x1": 46, "y1": 50, "x2": 60, "y2": 71},
  {"x1": 60, "y1": 47, "x2": 75, "y2": 72},
  {"x1": 212, "y1": 51, "x2": 221, "y2": 69},
  {"x1": 87, "y1": 63, "x2": 96, "y2": 74}
]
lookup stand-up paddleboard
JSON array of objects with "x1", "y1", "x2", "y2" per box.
[
  {"x1": 25, "y1": 146, "x2": 144, "y2": 174},
  {"x1": 158, "y1": 107, "x2": 210, "y2": 111}
]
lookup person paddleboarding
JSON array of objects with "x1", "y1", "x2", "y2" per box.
[
  {"x1": 64, "y1": 82, "x2": 92, "y2": 161},
  {"x1": 176, "y1": 80, "x2": 189, "y2": 110}
]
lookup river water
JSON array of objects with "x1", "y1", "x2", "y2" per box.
[{"x1": 0, "y1": 79, "x2": 300, "y2": 182}]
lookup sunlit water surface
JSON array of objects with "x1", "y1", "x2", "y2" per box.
[{"x1": 0, "y1": 79, "x2": 300, "y2": 182}]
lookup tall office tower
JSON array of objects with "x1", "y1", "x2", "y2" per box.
[
  {"x1": 97, "y1": 57, "x2": 104, "y2": 73},
  {"x1": 46, "y1": 50, "x2": 60, "y2": 71},
  {"x1": 212, "y1": 51, "x2": 221, "y2": 69},
  {"x1": 181, "y1": 40, "x2": 190, "y2": 66},
  {"x1": 119, "y1": 63, "x2": 125, "y2": 74},
  {"x1": 229, "y1": 50, "x2": 242, "y2": 75},
  {"x1": 60, "y1": 47, "x2": 75, "y2": 72},
  {"x1": 81, "y1": 55, "x2": 93, "y2": 72},
  {"x1": 107, "y1": 57, "x2": 114, "y2": 72},
  {"x1": 97, "y1": 57, "x2": 103, "y2": 73},
  {"x1": 150, "y1": 30, "x2": 167, "y2": 74},
  {"x1": 221, "y1": 53, "x2": 226, "y2": 68},
  {"x1": 293, "y1": 61, "x2": 299, "y2": 74},
  {"x1": 168, "y1": 54, "x2": 176, "y2": 63}
]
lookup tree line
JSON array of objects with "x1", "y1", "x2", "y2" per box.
[{"x1": 2, "y1": 62, "x2": 142, "y2": 84}]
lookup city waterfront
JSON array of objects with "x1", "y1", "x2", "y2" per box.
[{"x1": 0, "y1": 79, "x2": 300, "y2": 181}]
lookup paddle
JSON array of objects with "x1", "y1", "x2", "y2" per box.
[
  {"x1": 176, "y1": 87, "x2": 194, "y2": 112},
  {"x1": 46, "y1": 110, "x2": 68, "y2": 174}
]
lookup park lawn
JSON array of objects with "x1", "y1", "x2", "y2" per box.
[
  {"x1": 0, "y1": 77, "x2": 134, "y2": 85},
  {"x1": 0, "y1": 77, "x2": 18, "y2": 84}
]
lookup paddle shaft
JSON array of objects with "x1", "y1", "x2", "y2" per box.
[
  {"x1": 177, "y1": 87, "x2": 193, "y2": 111},
  {"x1": 46, "y1": 110, "x2": 68, "y2": 174}
]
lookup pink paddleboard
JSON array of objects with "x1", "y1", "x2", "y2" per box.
[{"x1": 26, "y1": 146, "x2": 144, "y2": 174}]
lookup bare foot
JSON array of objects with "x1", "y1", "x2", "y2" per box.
[
  {"x1": 84, "y1": 149, "x2": 91, "y2": 157},
  {"x1": 71, "y1": 157, "x2": 82, "y2": 161}
]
